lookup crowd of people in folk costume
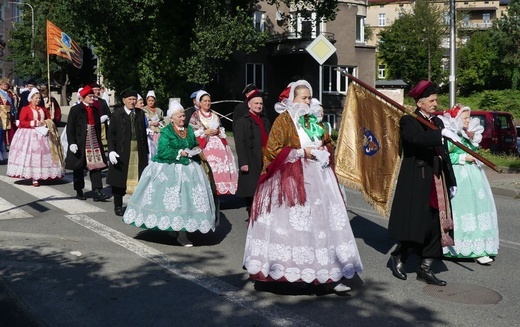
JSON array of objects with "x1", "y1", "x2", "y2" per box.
[{"x1": 1, "y1": 77, "x2": 499, "y2": 293}]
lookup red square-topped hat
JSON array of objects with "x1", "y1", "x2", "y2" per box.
[
  {"x1": 407, "y1": 80, "x2": 438, "y2": 100},
  {"x1": 79, "y1": 85, "x2": 94, "y2": 98}
]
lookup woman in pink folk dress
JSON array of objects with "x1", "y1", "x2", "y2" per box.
[
  {"x1": 7, "y1": 88, "x2": 64, "y2": 186},
  {"x1": 189, "y1": 90, "x2": 238, "y2": 195}
]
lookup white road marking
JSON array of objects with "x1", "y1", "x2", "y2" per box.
[
  {"x1": 0, "y1": 176, "x2": 105, "y2": 214},
  {"x1": 0, "y1": 197, "x2": 33, "y2": 220},
  {"x1": 66, "y1": 214, "x2": 321, "y2": 327}
]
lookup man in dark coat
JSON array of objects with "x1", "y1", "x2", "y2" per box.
[
  {"x1": 106, "y1": 89, "x2": 149, "y2": 216},
  {"x1": 232, "y1": 83, "x2": 257, "y2": 134},
  {"x1": 183, "y1": 90, "x2": 200, "y2": 128},
  {"x1": 65, "y1": 85, "x2": 109, "y2": 201},
  {"x1": 91, "y1": 82, "x2": 110, "y2": 152},
  {"x1": 233, "y1": 90, "x2": 271, "y2": 217},
  {"x1": 388, "y1": 80, "x2": 458, "y2": 286},
  {"x1": 18, "y1": 78, "x2": 43, "y2": 114}
]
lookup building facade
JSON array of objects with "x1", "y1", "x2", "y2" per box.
[
  {"x1": 366, "y1": 0, "x2": 510, "y2": 81},
  {"x1": 230, "y1": 0, "x2": 376, "y2": 129}
]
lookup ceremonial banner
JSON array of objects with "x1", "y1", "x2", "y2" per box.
[
  {"x1": 46, "y1": 20, "x2": 83, "y2": 69},
  {"x1": 335, "y1": 82, "x2": 404, "y2": 218}
]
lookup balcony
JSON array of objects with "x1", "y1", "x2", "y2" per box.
[
  {"x1": 267, "y1": 31, "x2": 336, "y2": 56},
  {"x1": 460, "y1": 21, "x2": 493, "y2": 30}
]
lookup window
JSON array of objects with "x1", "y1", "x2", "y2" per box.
[
  {"x1": 291, "y1": 12, "x2": 320, "y2": 38},
  {"x1": 324, "y1": 114, "x2": 336, "y2": 130},
  {"x1": 378, "y1": 64, "x2": 386, "y2": 79},
  {"x1": 323, "y1": 66, "x2": 357, "y2": 94},
  {"x1": 245, "y1": 63, "x2": 264, "y2": 91},
  {"x1": 253, "y1": 11, "x2": 266, "y2": 32},
  {"x1": 482, "y1": 12, "x2": 491, "y2": 23},
  {"x1": 378, "y1": 13, "x2": 386, "y2": 27},
  {"x1": 356, "y1": 16, "x2": 365, "y2": 42},
  {"x1": 443, "y1": 12, "x2": 450, "y2": 25},
  {"x1": 462, "y1": 14, "x2": 470, "y2": 27}
]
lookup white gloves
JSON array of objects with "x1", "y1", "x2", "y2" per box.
[
  {"x1": 100, "y1": 115, "x2": 109, "y2": 123},
  {"x1": 15, "y1": 120, "x2": 20, "y2": 127},
  {"x1": 109, "y1": 151, "x2": 120, "y2": 165},
  {"x1": 441, "y1": 128, "x2": 460, "y2": 142},
  {"x1": 146, "y1": 128, "x2": 154, "y2": 136},
  {"x1": 69, "y1": 144, "x2": 78, "y2": 154},
  {"x1": 449, "y1": 186, "x2": 457, "y2": 199}
]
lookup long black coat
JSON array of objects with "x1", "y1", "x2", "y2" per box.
[
  {"x1": 65, "y1": 103, "x2": 106, "y2": 170},
  {"x1": 233, "y1": 112, "x2": 271, "y2": 197},
  {"x1": 388, "y1": 110, "x2": 456, "y2": 244},
  {"x1": 232, "y1": 101, "x2": 248, "y2": 133},
  {"x1": 106, "y1": 107, "x2": 149, "y2": 189}
]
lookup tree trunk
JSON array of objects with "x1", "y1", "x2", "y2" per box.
[{"x1": 61, "y1": 73, "x2": 69, "y2": 106}]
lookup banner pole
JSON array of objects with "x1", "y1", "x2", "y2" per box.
[{"x1": 342, "y1": 73, "x2": 502, "y2": 173}]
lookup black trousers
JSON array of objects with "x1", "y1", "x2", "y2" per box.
[
  {"x1": 73, "y1": 168, "x2": 103, "y2": 191},
  {"x1": 112, "y1": 186, "x2": 126, "y2": 207},
  {"x1": 393, "y1": 209, "x2": 442, "y2": 259}
]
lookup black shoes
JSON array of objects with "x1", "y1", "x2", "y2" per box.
[
  {"x1": 416, "y1": 258, "x2": 447, "y2": 286},
  {"x1": 76, "y1": 190, "x2": 86, "y2": 200},
  {"x1": 114, "y1": 206, "x2": 125, "y2": 216},
  {"x1": 93, "y1": 189, "x2": 110, "y2": 202},
  {"x1": 390, "y1": 255, "x2": 407, "y2": 280}
]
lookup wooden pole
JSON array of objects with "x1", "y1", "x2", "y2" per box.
[{"x1": 346, "y1": 74, "x2": 502, "y2": 173}]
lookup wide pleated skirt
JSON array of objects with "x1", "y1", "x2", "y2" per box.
[
  {"x1": 203, "y1": 136, "x2": 238, "y2": 195},
  {"x1": 443, "y1": 164, "x2": 499, "y2": 258},
  {"x1": 7, "y1": 128, "x2": 64, "y2": 180},
  {"x1": 123, "y1": 161, "x2": 217, "y2": 233},
  {"x1": 243, "y1": 158, "x2": 363, "y2": 284}
]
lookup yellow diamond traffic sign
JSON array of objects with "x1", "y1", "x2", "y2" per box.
[{"x1": 306, "y1": 34, "x2": 336, "y2": 65}]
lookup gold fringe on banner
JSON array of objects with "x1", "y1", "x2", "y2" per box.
[{"x1": 335, "y1": 82, "x2": 404, "y2": 218}]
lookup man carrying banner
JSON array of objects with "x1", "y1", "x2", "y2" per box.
[{"x1": 388, "y1": 80, "x2": 457, "y2": 286}]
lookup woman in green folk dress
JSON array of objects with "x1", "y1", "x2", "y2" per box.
[
  {"x1": 122, "y1": 100, "x2": 217, "y2": 247},
  {"x1": 441, "y1": 104, "x2": 499, "y2": 265}
]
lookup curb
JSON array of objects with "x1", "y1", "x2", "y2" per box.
[{"x1": 491, "y1": 186, "x2": 520, "y2": 199}]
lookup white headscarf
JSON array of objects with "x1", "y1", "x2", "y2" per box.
[
  {"x1": 274, "y1": 80, "x2": 313, "y2": 114},
  {"x1": 146, "y1": 90, "x2": 156, "y2": 99},
  {"x1": 167, "y1": 100, "x2": 184, "y2": 118},
  {"x1": 441, "y1": 104, "x2": 483, "y2": 146},
  {"x1": 28, "y1": 88, "x2": 40, "y2": 102},
  {"x1": 195, "y1": 90, "x2": 210, "y2": 106}
]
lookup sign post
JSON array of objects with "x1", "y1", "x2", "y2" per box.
[{"x1": 305, "y1": 34, "x2": 337, "y2": 102}]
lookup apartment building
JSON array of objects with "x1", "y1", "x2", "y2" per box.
[
  {"x1": 366, "y1": 0, "x2": 510, "y2": 80},
  {"x1": 231, "y1": 0, "x2": 376, "y2": 127}
]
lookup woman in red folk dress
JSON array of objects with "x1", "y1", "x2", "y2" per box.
[
  {"x1": 189, "y1": 90, "x2": 238, "y2": 195},
  {"x1": 7, "y1": 88, "x2": 65, "y2": 186}
]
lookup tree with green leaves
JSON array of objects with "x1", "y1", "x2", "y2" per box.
[
  {"x1": 7, "y1": 0, "x2": 97, "y2": 104},
  {"x1": 456, "y1": 31, "x2": 504, "y2": 95},
  {"x1": 489, "y1": 0, "x2": 520, "y2": 90},
  {"x1": 7, "y1": 0, "x2": 340, "y2": 106},
  {"x1": 377, "y1": 0, "x2": 447, "y2": 85}
]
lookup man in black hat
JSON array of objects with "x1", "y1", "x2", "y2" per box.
[
  {"x1": 388, "y1": 80, "x2": 458, "y2": 286},
  {"x1": 232, "y1": 84, "x2": 257, "y2": 134},
  {"x1": 106, "y1": 89, "x2": 149, "y2": 216},
  {"x1": 18, "y1": 79, "x2": 42, "y2": 114}
]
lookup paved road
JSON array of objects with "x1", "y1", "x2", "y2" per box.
[{"x1": 0, "y1": 159, "x2": 519, "y2": 326}]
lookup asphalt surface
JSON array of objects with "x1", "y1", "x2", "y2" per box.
[{"x1": 0, "y1": 135, "x2": 518, "y2": 326}]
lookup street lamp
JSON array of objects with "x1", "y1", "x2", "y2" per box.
[{"x1": 9, "y1": 1, "x2": 34, "y2": 57}]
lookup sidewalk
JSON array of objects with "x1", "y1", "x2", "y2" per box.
[{"x1": 483, "y1": 165, "x2": 520, "y2": 199}]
